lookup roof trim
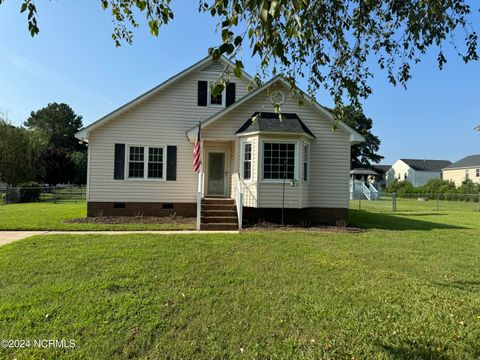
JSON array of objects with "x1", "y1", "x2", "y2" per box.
[
  {"x1": 75, "y1": 55, "x2": 253, "y2": 140},
  {"x1": 235, "y1": 130, "x2": 315, "y2": 139},
  {"x1": 186, "y1": 76, "x2": 365, "y2": 144}
]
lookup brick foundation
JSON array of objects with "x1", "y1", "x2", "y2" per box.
[
  {"x1": 243, "y1": 207, "x2": 349, "y2": 226},
  {"x1": 87, "y1": 202, "x2": 196, "y2": 217}
]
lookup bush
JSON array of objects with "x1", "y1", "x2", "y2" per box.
[
  {"x1": 385, "y1": 180, "x2": 417, "y2": 196},
  {"x1": 17, "y1": 182, "x2": 42, "y2": 203}
]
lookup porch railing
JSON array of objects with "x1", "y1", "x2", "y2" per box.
[
  {"x1": 196, "y1": 170, "x2": 204, "y2": 230},
  {"x1": 234, "y1": 173, "x2": 244, "y2": 230}
]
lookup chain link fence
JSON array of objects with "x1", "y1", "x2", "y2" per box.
[
  {"x1": 0, "y1": 185, "x2": 86, "y2": 205},
  {"x1": 351, "y1": 193, "x2": 480, "y2": 212}
]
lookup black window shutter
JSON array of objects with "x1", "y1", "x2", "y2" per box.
[
  {"x1": 114, "y1": 144, "x2": 125, "y2": 180},
  {"x1": 197, "y1": 81, "x2": 208, "y2": 106},
  {"x1": 166, "y1": 146, "x2": 177, "y2": 181},
  {"x1": 226, "y1": 82, "x2": 236, "y2": 107}
]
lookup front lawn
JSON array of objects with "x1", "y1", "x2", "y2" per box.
[
  {"x1": 0, "y1": 202, "x2": 195, "y2": 230},
  {"x1": 0, "y1": 209, "x2": 479, "y2": 358}
]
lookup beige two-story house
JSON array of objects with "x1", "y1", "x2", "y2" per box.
[{"x1": 443, "y1": 155, "x2": 480, "y2": 186}]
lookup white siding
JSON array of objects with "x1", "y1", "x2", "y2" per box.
[
  {"x1": 388, "y1": 160, "x2": 442, "y2": 187},
  {"x1": 87, "y1": 65, "x2": 251, "y2": 203},
  {"x1": 202, "y1": 84, "x2": 351, "y2": 209}
]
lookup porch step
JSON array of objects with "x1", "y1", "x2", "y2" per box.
[
  {"x1": 200, "y1": 198, "x2": 238, "y2": 230},
  {"x1": 201, "y1": 216, "x2": 237, "y2": 224},
  {"x1": 200, "y1": 223, "x2": 239, "y2": 231}
]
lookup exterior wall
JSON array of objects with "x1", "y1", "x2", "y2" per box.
[
  {"x1": 243, "y1": 207, "x2": 348, "y2": 226},
  {"x1": 387, "y1": 160, "x2": 442, "y2": 187},
  {"x1": 87, "y1": 63, "x2": 251, "y2": 203},
  {"x1": 87, "y1": 202, "x2": 195, "y2": 217},
  {"x1": 235, "y1": 134, "x2": 259, "y2": 207},
  {"x1": 202, "y1": 83, "x2": 352, "y2": 209},
  {"x1": 443, "y1": 168, "x2": 480, "y2": 186}
]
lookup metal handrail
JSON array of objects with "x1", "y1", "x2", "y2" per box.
[{"x1": 196, "y1": 170, "x2": 203, "y2": 230}]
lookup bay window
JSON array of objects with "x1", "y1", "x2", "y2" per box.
[{"x1": 263, "y1": 142, "x2": 296, "y2": 180}]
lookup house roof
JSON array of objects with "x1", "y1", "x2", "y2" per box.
[
  {"x1": 350, "y1": 168, "x2": 378, "y2": 176},
  {"x1": 235, "y1": 112, "x2": 316, "y2": 138},
  {"x1": 371, "y1": 164, "x2": 391, "y2": 173},
  {"x1": 400, "y1": 159, "x2": 452, "y2": 172},
  {"x1": 186, "y1": 76, "x2": 365, "y2": 144},
  {"x1": 75, "y1": 55, "x2": 253, "y2": 140},
  {"x1": 443, "y1": 154, "x2": 480, "y2": 170}
]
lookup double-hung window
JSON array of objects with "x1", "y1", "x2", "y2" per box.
[
  {"x1": 476, "y1": 168, "x2": 480, "y2": 177},
  {"x1": 241, "y1": 142, "x2": 252, "y2": 180},
  {"x1": 127, "y1": 145, "x2": 165, "y2": 180},
  {"x1": 465, "y1": 169, "x2": 469, "y2": 179},
  {"x1": 303, "y1": 143, "x2": 309, "y2": 182},
  {"x1": 263, "y1": 142, "x2": 296, "y2": 180},
  {"x1": 208, "y1": 81, "x2": 225, "y2": 107}
]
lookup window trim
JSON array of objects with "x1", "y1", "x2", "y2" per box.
[
  {"x1": 476, "y1": 168, "x2": 480, "y2": 177},
  {"x1": 125, "y1": 144, "x2": 167, "y2": 181},
  {"x1": 240, "y1": 140, "x2": 253, "y2": 181},
  {"x1": 465, "y1": 169, "x2": 469, "y2": 179},
  {"x1": 260, "y1": 139, "x2": 299, "y2": 183},
  {"x1": 207, "y1": 81, "x2": 226, "y2": 107},
  {"x1": 303, "y1": 142, "x2": 310, "y2": 182}
]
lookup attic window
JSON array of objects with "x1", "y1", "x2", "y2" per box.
[{"x1": 208, "y1": 81, "x2": 225, "y2": 107}]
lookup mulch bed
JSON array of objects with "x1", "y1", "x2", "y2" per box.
[
  {"x1": 242, "y1": 222, "x2": 367, "y2": 233},
  {"x1": 65, "y1": 216, "x2": 195, "y2": 225}
]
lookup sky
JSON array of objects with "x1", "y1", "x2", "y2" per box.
[{"x1": 0, "y1": 1, "x2": 479, "y2": 165}]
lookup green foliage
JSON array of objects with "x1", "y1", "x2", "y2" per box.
[
  {"x1": 24, "y1": 102, "x2": 85, "y2": 152},
  {"x1": 17, "y1": 182, "x2": 42, "y2": 203},
  {"x1": 337, "y1": 105, "x2": 383, "y2": 169},
  {"x1": 384, "y1": 179, "x2": 416, "y2": 195},
  {"x1": 458, "y1": 178, "x2": 480, "y2": 194},
  {"x1": 0, "y1": 119, "x2": 44, "y2": 185},
  {"x1": 2, "y1": 1, "x2": 478, "y2": 107},
  {"x1": 70, "y1": 151, "x2": 88, "y2": 185},
  {"x1": 417, "y1": 178, "x2": 457, "y2": 194}
]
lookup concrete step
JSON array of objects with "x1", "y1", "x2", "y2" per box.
[
  {"x1": 201, "y1": 216, "x2": 238, "y2": 224},
  {"x1": 200, "y1": 223, "x2": 239, "y2": 231}
]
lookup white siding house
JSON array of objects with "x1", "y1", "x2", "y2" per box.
[
  {"x1": 76, "y1": 55, "x2": 364, "y2": 229},
  {"x1": 386, "y1": 159, "x2": 452, "y2": 187}
]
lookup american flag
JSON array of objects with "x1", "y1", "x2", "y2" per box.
[{"x1": 193, "y1": 122, "x2": 201, "y2": 173}]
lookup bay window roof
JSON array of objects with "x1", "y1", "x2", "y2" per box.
[{"x1": 235, "y1": 112, "x2": 315, "y2": 138}]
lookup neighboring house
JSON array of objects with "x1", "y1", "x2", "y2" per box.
[
  {"x1": 370, "y1": 164, "x2": 391, "y2": 189},
  {"x1": 386, "y1": 159, "x2": 452, "y2": 187},
  {"x1": 442, "y1": 155, "x2": 480, "y2": 186},
  {"x1": 76, "y1": 55, "x2": 364, "y2": 229}
]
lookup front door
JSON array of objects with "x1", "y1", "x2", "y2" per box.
[{"x1": 207, "y1": 151, "x2": 227, "y2": 197}]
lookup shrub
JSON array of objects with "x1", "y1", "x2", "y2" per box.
[
  {"x1": 385, "y1": 180, "x2": 416, "y2": 196},
  {"x1": 17, "y1": 182, "x2": 42, "y2": 203}
]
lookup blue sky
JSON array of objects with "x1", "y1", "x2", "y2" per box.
[{"x1": 0, "y1": 1, "x2": 479, "y2": 164}]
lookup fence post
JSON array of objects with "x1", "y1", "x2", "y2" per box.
[
  {"x1": 436, "y1": 193, "x2": 439, "y2": 211},
  {"x1": 53, "y1": 186, "x2": 57, "y2": 204},
  {"x1": 358, "y1": 198, "x2": 361, "y2": 210},
  {"x1": 392, "y1": 192, "x2": 397, "y2": 212}
]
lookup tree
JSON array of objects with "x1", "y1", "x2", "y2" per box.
[
  {"x1": 3, "y1": 1, "x2": 478, "y2": 109},
  {"x1": 0, "y1": 119, "x2": 44, "y2": 185},
  {"x1": 24, "y1": 103, "x2": 85, "y2": 152},
  {"x1": 335, "y1": 105, "x2": 383, "y2": 169},
  {"x1": 38, "y1": 148, "x2": 76, "y2": 185}
]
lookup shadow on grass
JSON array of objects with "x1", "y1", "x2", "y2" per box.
[
  {"x1": 378, "y1": 340, "x2": 450, "y2": 359},
  {"x1": 433, "y1": 280, "x2": 480, "y2": 293},
  {"x1": 349, "y1": 210, "x2": 466, "y2": 231}
]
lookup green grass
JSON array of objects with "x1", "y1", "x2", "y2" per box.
[
  {"x1": 0, "y1": 208, "x2": 479, "y2": 358},
  {"x1": 0, "y1": 202, "x2": 195, "y2": 231}
]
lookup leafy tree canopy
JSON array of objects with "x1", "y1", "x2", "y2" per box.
[
  {"x1": 329, "y1": 105, "x2": 383, "y2": 169},
  {"x1": 4, "y1": 0, "x2": 478, "y2": 109},
  {"x1": 24, "y1": 103, "x2": 85, "y2": 152}
]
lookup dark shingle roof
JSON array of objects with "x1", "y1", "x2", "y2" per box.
[
  {"x1": 401, "y1": 159, "x2": 452, "y2": 172},
  {"x1": 372, "y1": 165, "x2": 391, "y2": 173},
  {"x1": 235, "y1": 112, "x2": 315, "y2": 138},
  {"x1": 444, "y1": 154, "x2": 480, "y2": 169}
]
